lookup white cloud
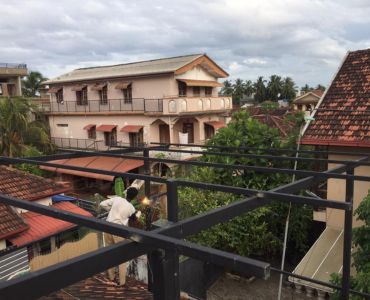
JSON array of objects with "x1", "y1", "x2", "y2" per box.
[{"x1": 0, "y1": 0, "x2": 369, "y2": 87}]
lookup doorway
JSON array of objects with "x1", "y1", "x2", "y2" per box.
[
  {"x1": 182, "y1": 123, "x2": 194, "y2": 144},
  {"x1": 159, "y1": 124, "x2": 170, "y2": 144}
]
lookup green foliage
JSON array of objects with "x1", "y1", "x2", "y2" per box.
[
  {"x1": 179, "y1": 111, "x2": 313, "y2": 258},
  {"x1": 0, "y1": 97, "x2": 56, "y2": 156},
  {"x1": 330, "y1": 190, "x2": 370, "y2": 299},
  {"x1": 15, "y1": 146, "x2": 52, "y2": 176},
  {"x1": 22, "y1": 71, "x2": 48, "y2": 97},
  {"x1": 114, "y1": 177, "x2": 125, "y2": 197}
]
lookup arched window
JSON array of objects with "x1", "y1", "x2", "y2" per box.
[
  {"x1": 204, "y1": 99, "x2": 211, "y2": 110},
  {"x1": 169, "y1": 100, "x2": 177, "y2": 113},
  {"x1": 181, "y1": 99, "x2": 187, "y2": 112},
  {"x1": 198, "y1": 99, "x2": 203, "y2": 110},
  {"x1": 221, "y1": 99, "x2": 225, "y2": 109}
]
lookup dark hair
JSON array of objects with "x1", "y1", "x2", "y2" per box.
[{"x1": 126, "y1": 187, "x2": 138, "y2": 201}]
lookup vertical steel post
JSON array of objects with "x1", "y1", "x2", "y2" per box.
[
  {"x1": 143, "y1": 149, "x2": 151, "y2": 197},
  {"x1": 341, "y1": 167, "x2": 354, "y2": 300}
]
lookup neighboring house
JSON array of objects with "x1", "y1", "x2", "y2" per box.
[
  {"x1": 246, "y1": 107, "x2": 296, "y2": 139},
  {"x1": 0, "y1": 63, "x2": 27, "y2": 97},
  {"x1": 290, "y1": 48, "x2": 370, "y2": 297},
  {"x1": 292, "y1": 89, "x2": 324, "y2": 113},
  {"x1": 42, "y1": 54, "x2": 231, "y2": 149},
  {"x1": 0, "y1": 166, "x2": 91, "y2": 253}
]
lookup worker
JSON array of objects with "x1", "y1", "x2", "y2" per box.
[{"x1": 99, "y1": 187, "x2": 141, "y2": 286}]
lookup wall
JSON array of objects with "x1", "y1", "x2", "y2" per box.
[
  {"x1": 0, "y1": 239, "x2": 6, "y2": 251},
  {"x1": 326, "y1": 151, "x2": 370, "y2": 229},
  {"x1": 16, "y1": 197, "x2": 53, "y2": 214}
]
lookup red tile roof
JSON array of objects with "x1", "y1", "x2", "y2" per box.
[
  {"x1": 40, "y1": 156, "x2": 144, "y2": 181},
  {"x1": 204, "y1": 121, "x2": 226, "y2": 130},
  {"x1": 0, "y1": 166, "x2": 70, "y2": 201},
  {"x1": 0, "y1": 204, "x2": 28, "y2": 240},
  {"x1": 302, "y1": 48, "x2": 370, "y2": 147},
  {"x1": 40, "y1": 274, "x2": 153, "y2": 299},
  {"x1": 9, "y1": 202, "x2": 92, "y2": 247}
]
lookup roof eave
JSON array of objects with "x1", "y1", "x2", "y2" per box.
[{"x1": 301, "y1": 138, "x2": 370, "y2": 148}]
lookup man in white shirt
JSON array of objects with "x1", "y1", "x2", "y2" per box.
[{"x1": 99, "y1": 187, "x2": 141, "y2": 286}]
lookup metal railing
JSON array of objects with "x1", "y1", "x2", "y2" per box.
[
  {"x1": 0, "y1": 63, "x2": 27, "y2": 69},
  {"x1": 42, "y1": 98, "x2": 163, "y2": 113}
]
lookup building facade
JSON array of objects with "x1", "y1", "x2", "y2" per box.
[
  {"x1": 0, "y1": 63, "x2": 27, "y2": 97},
  {"x1": 43, "y1": 54, "x2": 232, "y2": 151}
]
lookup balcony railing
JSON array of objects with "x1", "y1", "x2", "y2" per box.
[
  {"x1": 42, "y1": 98, "x2": 163, "y2": 113},
  {"x1": 51, "y1": 137, "x2": 146, "y2": 151},
  {"x1": 0, "y1": 63, "x2": 27, "y2": 69},
  {"x1": 43, "y1": 96, "x2": 232, "y2": 114}
]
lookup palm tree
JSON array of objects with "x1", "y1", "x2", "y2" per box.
[
  {"x1": 280, "y1": 77, "x2": 297, "y2": 101},
  {"x1": 232, "y1": 78, "x2": 245, "y2": 105},
  {"x1": 22, "y1": 71, "x2": 48, "y2": 97},
  {"x1": 315, "y1": 84, "x2": 326, "y2": 91},
  {"x1": 267, "y1": 75, "x2": 282, "y2": 101},
  {"x1": 301, "y1": 84, "x2": 312, "y2": 94},
  {"x1": 244, "y1": 80, "x2": 255, "y2": 97},
  {"x1": 253, "y1": 76, "x2": 267, "y2": 103},
  {"x1": 220, "y1": 80, "x2": 233, "y2": 96},
  {"x1": 0, "y1": 97, "x2": 54, "y2": 156}
]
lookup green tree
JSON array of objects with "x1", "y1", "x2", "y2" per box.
[
  {"x1": 22, "y1": 71, "x2": 48, "y2": 97},
  {"x1": 232, "y1": 78, "x2": 245, "y2": 105},
  {"x1": 301, "y1": 84, "x2": 313, "y2": 94},
  {"x1": 179, "y1": 111, "x2": 312, "y2": 258},
  {"x1": 253, "y1": 76, "x2": 267, "y2": 103},
  {"x1": 315, "y1": 84, "x2": 326, "y2": 91},
  {"x1": 280, "y1": 77, "x2": 297, "y2": 101},
  {"x1": 267, "y1": 75, "x2": 283, "y2": 101},
  {"x1": 220, "y1": 80, "x2": 233, "y2": 96},
  {"x1": 331, "y1": 190, "x2": 370, "y2": 299},
  {"x1": 0, "y1": 97, "x2": 55, "y2": 156},
  {"x1": 244, "y1": 80, "x2": 255, "y2": 97}
]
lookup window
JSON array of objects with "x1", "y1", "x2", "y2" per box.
[
  {"x1": 193, "y1": 86, "x2": 200, "y2": 97},
  {"x1": 76, "y1": 87, "x2": 88, "y2": 105},
  {"x1": 123, "y1": 85, "x2": 132, "y2": 104},
  {"x1": 129, "y1": 129, "x2": 143, "y2": 147},
  {"x1": 56, "y1": 89, "x2": 64, "y2": 103},
  {"x1": 88, "y1": 126, "x2": 96, "y2": 139},
  {"x1": 205, "y1": 87, "x2": 213, "y2": 96},
  {"x1": 57, "y1": 124, "x2": 68, "y2": 127},
  {"x1": 178, "y1": 81, "x2": 187, "y2": 97},
  {"x1": 99, "y1": 85, "x2": 108, "y2": 105},
  {"x1": 104, "y1": 128, "x2": 117, "y2": 146}
]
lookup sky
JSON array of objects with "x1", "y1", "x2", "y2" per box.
[{"x1": 1, "y1": 0, "x2": 370, "y2": 88}]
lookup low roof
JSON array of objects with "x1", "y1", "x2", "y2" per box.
[
  {"x1": 302, "y1": 48, "x2": 370, "y2": 147},
  {"x1": 41, "y1": 274, "x2": 152, "y2": 299},
  {"x1": 0, "y1": 204, "x2": 28, "y2": 240},
  {"x1": 293, "y1": 90, "x2": 323, "y2": 104},
  {"x1": 177, "y1": 79, "x2": 223, "y2": 87},
  {"x1": 44, "y1": 54, "x2": 228, "y2": 84},
  {"x1": 0, "y1": 166, "x2": 69, "y2": 201},
  {"x1": 9, "y1": 202, "x2": 92, "y2": 247},
  {"x1": 40, "y1": 156, "x2": 144, "y2": 181}
]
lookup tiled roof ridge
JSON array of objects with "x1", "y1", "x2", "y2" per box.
[{"x1": 75, "y1": 53, "x2": 204, "y2": 71}]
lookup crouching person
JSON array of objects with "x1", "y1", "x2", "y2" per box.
[{"x1": 99, "y1": 187, "x2": 141, "y2": 286}]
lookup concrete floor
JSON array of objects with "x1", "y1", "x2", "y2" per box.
[{"x1": 207, "y1": 273, "x2": 313, "y2": 300}]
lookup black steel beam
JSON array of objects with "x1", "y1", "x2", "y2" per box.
[
  {"x1": 51, "y1": 150, "x2": 370, "y2": 182},
  {"x1": 150, "y1": 142, "x2": 370, "y2": 157},
  {"x1": 341, "y1": 167, "x2": 354, "y2": 300},
  {"x1": 0, "y1": 240, "x2": 150, "y2": 300}
]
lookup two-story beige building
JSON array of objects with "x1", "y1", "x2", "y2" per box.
[
  {"x1": 43, "y1": 54, "x2": 232, "y2": 151},
  {"x1": 0, "y1": 63, "x2": 27, "y2": 97}
]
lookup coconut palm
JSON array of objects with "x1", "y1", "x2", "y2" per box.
[
  {"x1": 244, "y1": 80, "x2": 255, "y2": 97},
  {"x1": 253, "y1": 76, "x2": 267, "y2": 103},
  {"x1": 0, "y1": 97, "x2": 54, "y2": 156},
  {"x1": 280, "y1": 77, "x2": 297, "y2": 101},
  {"x1": 22, "y1": 71, "x2": 48, "y2": 97},
  {"x1": 220, "y1": 80, "x2": 233, "y2": 96},
  {"x1": 267, "y1": 75, "x2": 282, "y2": 101},
  {"x1": 232, "y1": 78, "x2": 245, "y2": 105}
]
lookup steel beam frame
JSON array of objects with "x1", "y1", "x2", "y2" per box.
[{"x1": 0, "y1": 149, "x2": 369, "y2": 299}]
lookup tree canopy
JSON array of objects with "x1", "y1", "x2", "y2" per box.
[
  {"x1": 0, "y1": 97, "x2": 55, "y2": 156},
  {"x1": 22, "y1": 71, "x2": 48, "y2": 97},
  {"x1": 178, "y1": 111, "x2": 312, "y2": 259}
]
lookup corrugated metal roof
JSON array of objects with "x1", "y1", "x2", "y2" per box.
[
  {"x1": 40, "y1": 156, "x2": 144, "y2": 181},
  {"x1": 44, "y1": 54, "x2": 203, "y2": 84}
]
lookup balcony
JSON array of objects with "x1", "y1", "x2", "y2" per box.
[
  {"x1": 42, "y1": 96, "x2": 232, "y2": 114},
  {"x1": 0, "y1": 63, "x2": 28, "y2": 76}
]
